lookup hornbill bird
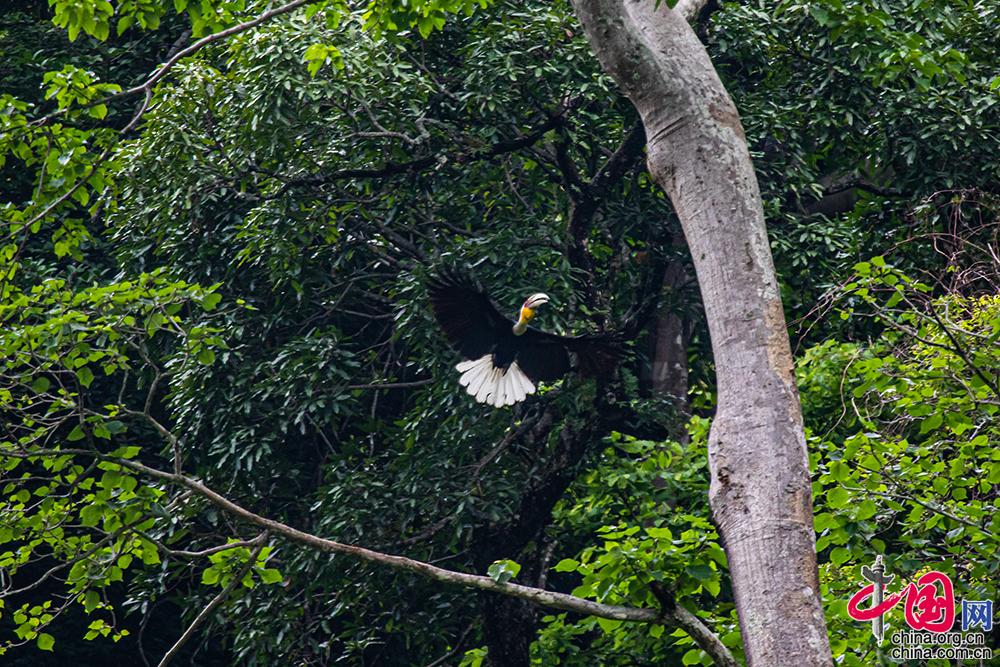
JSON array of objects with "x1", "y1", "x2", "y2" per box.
[{"x1": 427, "y1": 268, "x2": 619, "y2": 407}]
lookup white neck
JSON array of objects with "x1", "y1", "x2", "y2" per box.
[{"x1": 512, "y1": 320, "x2": 527, "y2": 336}]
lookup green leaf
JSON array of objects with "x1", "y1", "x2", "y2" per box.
[
  {"x1": 486, "y1": 559, "x2": 520, "y2": 585},
  {"x1": 682, "y1": 649, "x2": 704, "y2": 665},
  {"x1": 77, "y1": 366, "x2": 95, "y2": 388},
  {"x1": 82, "y1": 590, "x2": 100, "y2": 613},
  {"x1": 813, "y1": 513, "x2": 836, "y2": 531},
  {"x1": 828, "y1": 460, "x2": 850, "y2": 483},
  {"x1": 826, "y1": 486, "x2": 850, "y2": 508},
  {"x1": 258, "y1": 568, "x2": 283, "y2": 584},
  {"x1": 596, "y1": 617, "x2": 622, "y2": 633},
  {"x1": 37, "y1": 633, "x2": 55, "y2": 651},
  {"x1": 919, "y1": 411, "x2": 943, "y2": 433},
  {"x1": 685, "y1": 564, "x2": 714, "y2": 581},
  {"x1": 105, "y1": 420, "x2": 126, "y2": 435},
  {"x1": 855, "y1": 500, "x2": 877, "y2": 520},
  {"x1": 80, "y1": 504, "x2": 104, "y2": 527},
  {"x1": 140, "y1": 542, "x2": 161, "y2": 565},
  {"x1": 830, "y1": 547, "x2": 852, "y2": 566},
  {"x1": 553, "y1": 558, "x2": 579, "y2": 572},
  {"x1": 201, "y1": 292, "x2": 222, "y2": 311}
]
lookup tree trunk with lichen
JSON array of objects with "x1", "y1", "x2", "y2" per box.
[{"x1": 570, "y1": 1, "x2": 833, "y2": 665}]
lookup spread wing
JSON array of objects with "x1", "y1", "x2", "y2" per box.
[
  {"x1": 427, "y1": 268, "x2": 511, "y2": 360},
  {"x1": 517, "y1": 329, "x2": 621, "y2": 383}
]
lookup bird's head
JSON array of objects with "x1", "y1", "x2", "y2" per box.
[{"x1": 513, "y1": 293, "x2": 549, "y2": 335}]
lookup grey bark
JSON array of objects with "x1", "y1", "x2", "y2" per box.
[
  {"x1": 650, "y1": 248, "x2": 691, "y2": 410},
  {"x1": 569, "y1": 1, "x2": 833, "y2": 665}
]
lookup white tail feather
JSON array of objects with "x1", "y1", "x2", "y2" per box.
[
  {"x1": 457, "y1": 356, "x2": 490, "y2": 396},
  {"x1": 513, "y1": 363, "x2": 534, "y2": 399},
  {"x1": 467, "y1": 364, "x2": 490, "y2": 396},
  {"x1": 494, "y1": 370, "x2": 508, "y2": 407},
  {"x1": 499, "y1": 371, "x2": 514, "y2": 407},
  {"x1": 510, "y1": 366, "x2": 528, "y2": 403},
  {"x1": 489, "y1": 372, "x2": 502, "y2": 407},
  {"x1": 503, "y1": 368, "x2": 521, "y2": 405},
  {"x1": 475, "y1": 366, "x2": 495, "y2": 403},
  {"x1": 455, "y1": 356, "x2": 536, "y2": 407}
]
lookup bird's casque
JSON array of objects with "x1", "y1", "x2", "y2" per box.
[{"x1": 427, "y1": 268, "x2": 618, "y2": 407}]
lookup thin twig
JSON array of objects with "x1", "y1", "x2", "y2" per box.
[
  {"x1": 422, "y1": 623, "x2": 475, "y2": 667},
  {"x1": 157, "y1": 536, "x2": 268, "y2": 667}
]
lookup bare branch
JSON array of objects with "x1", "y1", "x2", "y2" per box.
[
  {"x1": 649, "y1": 583, "x2": 738, "y2": 667},
  {"x1": 5, "y1": 448, "x2": 659, "y2": 623},
  {"x1": 268, "y1": 99, "x2": 581, "y2": 199},
  {"x1": 671, "y1": 603, "x2": 739, "y2": 667},
  {"x1": 133, "y1": 529, "x2": 270, "y2": 559},
  {"x1": 345, "y1": 379, "x2": 433, "y2": 390}
]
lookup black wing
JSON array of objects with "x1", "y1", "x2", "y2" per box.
[
  {"x1": 516, "y1": 329, "x2": 621, "y2": 383},
  {"x1": 427, "y1": 267, "x2": 511, "y2": 360}
]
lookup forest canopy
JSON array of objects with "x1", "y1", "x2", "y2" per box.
[{"x1": 0, "y1": 0, "x2": 997, "y2": 665}]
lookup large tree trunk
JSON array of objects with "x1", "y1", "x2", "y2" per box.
[{"x1": 570, "y1": 2, "x2": 833, "y2": 665}]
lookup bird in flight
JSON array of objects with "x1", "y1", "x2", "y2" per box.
[{"x1": 427, "y1": 268, "x2": 619, "y2": 407}]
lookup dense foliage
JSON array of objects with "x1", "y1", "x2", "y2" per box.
[{"x1": 1, "y1": 0, "x2": 997, "y2": 665}]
